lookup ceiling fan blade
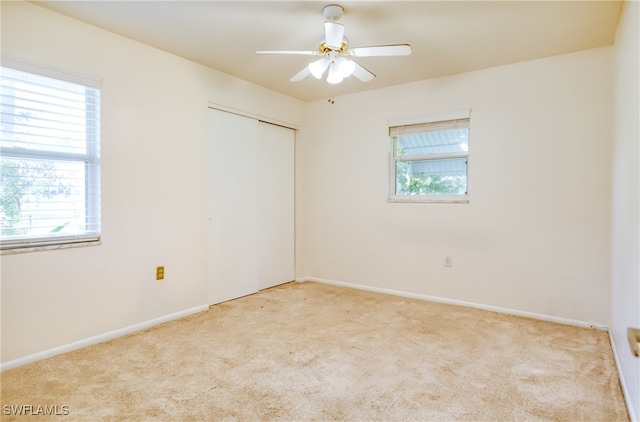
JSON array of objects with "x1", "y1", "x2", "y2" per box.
[
  {"x1": 290, "y1": 66, "x2": 312, "y2": 82},
  {"x1": 350, "y1": 44, "x2": 412, "y2": 57},
  {"x1": 352, "y1": 61, "x2": 376, "y2": 82},
  {"x1": 324, "y1": 21, "x2": 345, "y2": 49},
  {"x1": 256, "y1": 50, "x2": 317, "y2": 56}
]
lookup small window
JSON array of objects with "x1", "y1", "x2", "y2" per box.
[
  {"x1": 0, "y1": 64, "x2": 101, "y2": 251},
  {"x1": 389, "y1": 111, "x2": 470, "y2": 203}
]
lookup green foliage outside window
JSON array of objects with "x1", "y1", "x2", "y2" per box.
[
  {"x1": 396, "y1": 161, "x2": 466, "y2": 195},
  {"x1": 0, "y1": 160, "x2": 66, "y2": 236}
]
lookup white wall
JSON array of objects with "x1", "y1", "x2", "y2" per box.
[
  {"x1": 299, "y1": 47, "x2": 613, "y2": 325},
  {"x1": 611, "y1": 1, "x2": 640, "y2": 420},
  {"x1": 0, "y1": 1, "x2": 303, "y2": 363}
]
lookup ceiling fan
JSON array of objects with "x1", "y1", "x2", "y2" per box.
[{"x1": 256, "y1": 4, "x2": 411, "y2": 86}]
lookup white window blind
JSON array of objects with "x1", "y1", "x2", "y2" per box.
[
  {"x1": 389, "y1": 118, "x2": 470, "y2": 137},
  {"x1": 0, "y1": 65, "x2": 101, "y2": 250}
]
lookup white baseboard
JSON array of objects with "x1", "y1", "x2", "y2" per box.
[
  {"x1": 1, "y1": 305, "x2": 209, "y2": 372},
  {"x1": 609, "y1": 331, "x2": 638, "y2": 422},
  {"x1": 297, "y1": 276, "x2": 608, "y2": 331}
]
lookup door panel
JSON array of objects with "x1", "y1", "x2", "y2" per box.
[
  {"x1": 207, "y1": 110, "x2": 260, "y2": 304},
  {"x1": 257, "y1": 122, "x2": 295, "y2": 289}
]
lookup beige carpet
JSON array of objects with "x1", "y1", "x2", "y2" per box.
[{"x1": 0, "y1": 281, "x2": 629, "y2": 421}]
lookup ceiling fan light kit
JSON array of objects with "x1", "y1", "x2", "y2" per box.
[
  {"x1": 256, "y1": 3, "x2": 412, "y2": 91},
  {"x1": 309, "y1": 53, "x2": 355, "y2": 84}
]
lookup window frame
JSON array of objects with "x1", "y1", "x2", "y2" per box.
[
  {"x1": 388, "y1": 110, "x2": 471, "y2": 204},
  {"x1": 0, "y1": 59, "x2": 101, "y2": 252}
]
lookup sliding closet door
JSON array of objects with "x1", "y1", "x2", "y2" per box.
[
  {"x1": 207, "y1": 110, "x2": 260, "y2": 304},
  {"x1": 207, "y1": 110, "x2": 295, "y2": 305},
  {"x1": 256, "y1": 122, "x2": 294, "y2": 290}
]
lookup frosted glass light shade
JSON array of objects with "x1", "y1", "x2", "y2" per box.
[
  {"x1": 326, "y1": 64, "x2": 343, "y2": 84},
  {"x1": 336, "y1": 57, "x2": 355, "y2": 78},
  {"x1": 309, "y1": 57, "x2": 329, "y2": 79}
]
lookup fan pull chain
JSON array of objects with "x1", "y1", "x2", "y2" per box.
[{"x1": 328, "y1": 85, "x2": 335, "y2": 104}]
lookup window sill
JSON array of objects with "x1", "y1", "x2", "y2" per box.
[
  {"x1": 1, "y1": 240, "x2": 101, "y2": 255},
  {"x1": 388, "y1": 195, "x2": 469, "y2": 204}
]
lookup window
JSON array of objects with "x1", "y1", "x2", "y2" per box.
[
  {"x1": 0, "y1": 63, "x2": 101, "y2": 251},
  {"x1": 389, "y1": 110, "x2": 470, "y2": 203}
]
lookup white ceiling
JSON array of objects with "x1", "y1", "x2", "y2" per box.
[{"x1": 32, "y1": 1, "x2": 622, "y2": 102}]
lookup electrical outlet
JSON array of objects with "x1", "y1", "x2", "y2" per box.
[
  {"x1": 156, "y1": 266, "x2": 165, "y2": 280},
  {"x1": 444, "y1": 256, "x2": 452, "y2": 267}
]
